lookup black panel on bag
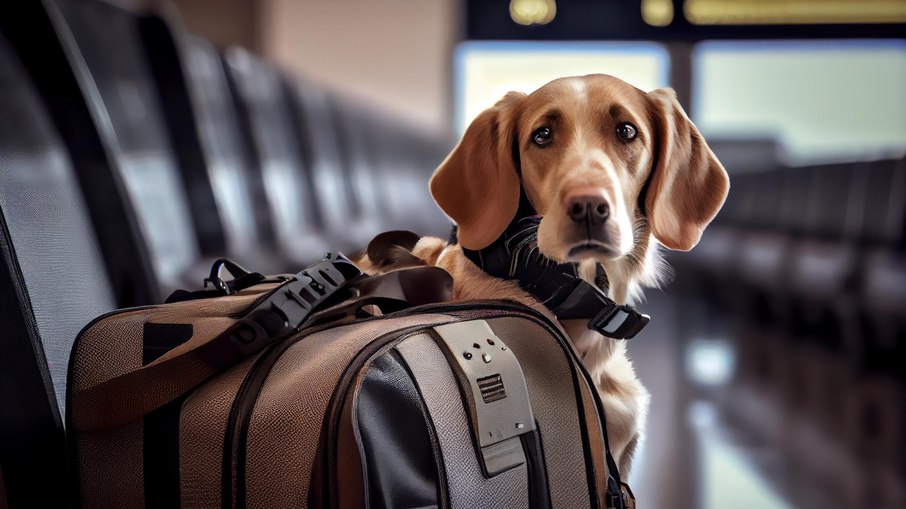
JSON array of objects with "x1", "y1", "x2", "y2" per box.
[
  {"x1": 143, "y1": 323, "x2": 194, "y2": 364},
  {"x1": 357, "y1": 351, "x2": 441, "y2": 509},
  {"x1": 143, "y1": 322, "x2": 193, "y2": 508},
  {"x1": 521, "y1": 428, "x2": 553, "y2": 509}
]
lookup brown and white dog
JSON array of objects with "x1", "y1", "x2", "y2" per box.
[{"x1": 360, "y1": 74, "x2": 729, "y2": 477}]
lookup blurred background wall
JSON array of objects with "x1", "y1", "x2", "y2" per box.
[{"x1": 172, "y1": 0, "x2": 460, "y2": 134}]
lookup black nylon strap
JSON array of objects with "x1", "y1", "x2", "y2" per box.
[
  {"x1": 460, "y1": 216, "x2": 649, "y2": 340},
  {"x1": 142, "y1": 323, "x2": 193, "y2": 509}
]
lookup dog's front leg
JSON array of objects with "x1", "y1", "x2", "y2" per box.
[{"x1": 562, "y1": 320, "x2": 649, "y2": 479}]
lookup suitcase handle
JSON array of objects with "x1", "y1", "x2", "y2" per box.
[
  {"x1": 204, "y1": 258, "x2": 262, "y2": 294},
  {"x1": 71, "y1": 256, "x2": 453, "y2": 431}
]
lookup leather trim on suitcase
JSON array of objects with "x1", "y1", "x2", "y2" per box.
[{"x1": 143, "y1": 322, "x2": 193, "y2": 508}]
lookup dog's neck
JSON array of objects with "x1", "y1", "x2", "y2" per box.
[{"x1": 454, "y1": 193, "x2": 650, "y2": 340}]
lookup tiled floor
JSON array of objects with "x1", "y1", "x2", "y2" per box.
[{"x1": 626, "y1": 291, "x2": 802, "y2": 509}]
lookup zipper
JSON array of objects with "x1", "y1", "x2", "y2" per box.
[
  {"x1": 321, "y1": 326, "x2": 440, "y2": 508},
  {"x1": 224, "y1": 319, "x2": 451, "y2": 509},
  {"x1": 220, "y1": 319, "x2": 338, "y2": 509},
  {"x1": 220, "y1": 339, "x2": 278, "y2": 509},
  {"x1": 321, "y1": 332, "x2": 450, "y2": 509},
  {"x1": 422, "y1": 376, "x2": 451, "y2": 509},
  {"x1": 522, "y1": 432, "x2": 540, "y2": 509},
  {"x1": 222, "y1": 299, "x2": 608, "y2": 509},
  {"x1": 319, "y1": 301, "x2": 579, "y2": 508}
]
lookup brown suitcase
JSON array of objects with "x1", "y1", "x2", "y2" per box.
[{"x1": 68, "y1": 255, "x2": 630, "y2": 508}]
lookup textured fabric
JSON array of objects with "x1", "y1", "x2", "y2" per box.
[
  {"x1": 396, "y1": 334, "x2": 530, "y2": 509},
  {"x1": 337, "y1": 376, "x2": 366, "y2": 509},
  {"x1": 244, "y1": 314, "x2": 453, "y2": 508},
  {"x1": 72, "y1": 298, "x2": 607, "y2": 508},
  {"x1": 69, "y1": 287, "x2": 272, "y2": 508},
  {"x1": 0, "y1": 33, "x2": 116, "y2": 416},
  {"x1": 485, "y1": 316, "x2": 596, "y2": 509},
  {"x1": 70, "y1": 309, "x2": 145, "y2": 508},
  {"x1": 180, "y1": 355, "x2": 260, "y2": 509},
  {"x1": 70, "y1": 287, "x2": 273, "y2": 431}
]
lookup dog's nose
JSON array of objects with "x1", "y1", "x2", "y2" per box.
[{"x1": 566, "y1": 195, "x2": 610, "y2": 225}]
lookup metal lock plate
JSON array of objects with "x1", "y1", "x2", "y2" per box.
[{"x1": 433, "y1": 320, "x2": 536, "y2": 477}]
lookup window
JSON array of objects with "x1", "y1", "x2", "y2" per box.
[
  {"x1": 455, "y1": 41, "x2": 670, "y2": 134},
  {"x1": 693, "y1": 40, "x2": 906, "y2": 164}
]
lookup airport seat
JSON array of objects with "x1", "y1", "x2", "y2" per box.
[
  {"x1": 373, "y1": 122, "x2": 452, "y2": 234},
  {"x1": 788, "y1": 163, "x2": 861, "y2": 313},
  {"x1": 52, "y1": 0, "x2": 208, "y2": 294},
  {"x1": 845, "y1": 158, "x2": 906, "y2": 498},
  {"x1": 1, "y1": 0, "x2": 159, "y2": 308},
  {"x1": 153, "y1": 24, "x2": 290, "y2": 273},
  {"x1": 135, "y1": 12, "x2": 227, "y2": 257},
  {"x1": 330, "y1": 98, "x2": 395, "y2": 232},
  {"x1": 0, "y1": 30, "x2": 119, "y2": 508},
  {"x1": 329, "y1": 98, "x2": 451, "y2": 236},
  {"x1": 283, "y1": 76, "x2": 381, "y2": 248},
  {"x1": 222, "y1": 47, "x2": 335, "y2": 263},
  {"x1": 736, "y1": 169, "x2": 798, "y2": 307},
  {"x1": 858, "y1": 157, "x2": 906, "y2": 365},
  {"x1": 681, "y1": 171, "x2": 757, "y2": 287},
  {"x1": 686, "y1": 138, "x2": 784, "y2": 286}
]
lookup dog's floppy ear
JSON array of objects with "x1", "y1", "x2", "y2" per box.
[
  {"x1": 644, "y1": 88, "x2": 729, "y2": 251},
  {"x1": 430, "y1": 92, "x2": 525, "y2": 250}
]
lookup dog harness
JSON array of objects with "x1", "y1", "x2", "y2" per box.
[
  {"x1": 457, "y1": 207, "x2": 644, "y2": 509},
  {"x1": 460, "y1": 214, "x2": 650, "y2": 340}
]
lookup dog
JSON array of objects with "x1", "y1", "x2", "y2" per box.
[{"x1": 359, "y1": 74, "x2": 729, "y2": 478}]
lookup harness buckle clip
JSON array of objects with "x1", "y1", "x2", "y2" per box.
[{"x1": 589, "y1": 302, "x2": 650, "y2": 340}]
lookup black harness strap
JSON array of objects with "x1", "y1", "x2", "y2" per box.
[
  {"x1": 455, "y1": 192, "x2": 647, "y2": 509},
  {"x1": 460, "y1": 214, "x2": 650, "y2": 341}
]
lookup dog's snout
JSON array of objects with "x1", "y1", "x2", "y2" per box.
[{"x1": 566, "y1": 195, "x2": 610, "y2": 225}]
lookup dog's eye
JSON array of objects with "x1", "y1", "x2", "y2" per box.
[
  {"x1": 616, "y1": 123, "x2": 637, "y2": 141},
  {"x1": 532, "y1": 127, "x2": 553, "y2": 147}
]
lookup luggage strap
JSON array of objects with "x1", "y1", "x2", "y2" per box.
[
  {"x1": 164, "y1": 258, "x2": 272, "y2": 303},
  {"x1": 71, "y1": 253, "x2": 453, "y2": 431}
]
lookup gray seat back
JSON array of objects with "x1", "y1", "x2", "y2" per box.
[
  {"x1": 0, "y1": 30, "x2": 116, "y2": 507},
  {"x1": 180, "y1": 36, "x2": 276, "y2": 255},
  {"x1": 54, "y1": 0, "x2": 201, "y2": 288},
  {"x1": 222, "y1": 47, "x2": 326, "y2": 259}
]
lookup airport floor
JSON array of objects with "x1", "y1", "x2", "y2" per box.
[{"x1": 628, "y1": 291, "x2": 805, "y2": 509}]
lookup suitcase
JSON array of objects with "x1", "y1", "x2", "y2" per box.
[{"x1": 68, "y1": 255, "x2": 632, "y2": 508}]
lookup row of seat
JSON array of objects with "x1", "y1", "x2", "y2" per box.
[
  {"x1": 672, "y1": 154, "x2": 906, "y2": 507},
  {"x1": 0, "y1": 0, "x2": 452, "y2": 506}
]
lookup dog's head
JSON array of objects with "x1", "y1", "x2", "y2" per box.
[{"x1": 431, "y1": 75, "x2": 729, "y2": 263}]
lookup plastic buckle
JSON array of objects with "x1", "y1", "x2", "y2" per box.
[
  {"x1": 204, "y1": 258, "x2": 254, "y2": 295},
  {"x1": 605, "y1": 476, "x2": 625, "y2": 509},
  {"x1": 589, "y1": 303, "x2": 650, "y2": 340},
  {"x1": 220, "y1": 253, "x2": 361, "y2": 358},
  {"x1": 270, "y1": 253, "x2": 359, "y2": 328}
]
